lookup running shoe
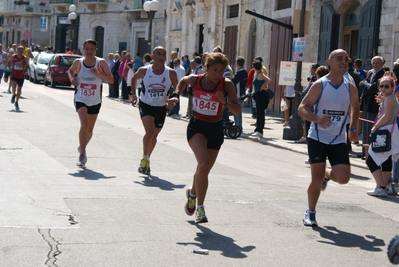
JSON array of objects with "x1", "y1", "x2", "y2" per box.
[
  {"x1": 302, "y1": 209, "x2": 317, "y2": 227},
  {"x1": 367, "y1": 186, "x2": 388, "y2": 197},
  {"x1": 195, "y1": 206, "x2": 208, "y2": 224},
  {"x1": 77, "y1": 146, "x2": 87, "y2": 163},
  {"x1": 11, "y1": 94, "x2": 16, "y2": 104},
  {"x1": 184, "y1": 188, "x2": 196, "y2": 216},
  {"x1": 321, "y1": 177, "x2": 330, "y2": 191},
  {"x1": 14, "y1": 102, "x2": 19, "y2": 111},
  {"x1": 138, "y1": 158, "x2": 150, "y2": 175},
  {"x1": 77, "y1": 154, "x2": 87, "y2": 167}
]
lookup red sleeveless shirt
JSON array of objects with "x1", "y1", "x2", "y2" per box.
[{"x1": 192, "y1": 74, "x2": 225, "y2": 121}]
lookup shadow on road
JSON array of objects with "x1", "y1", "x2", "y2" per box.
[
  {"x1": 176, "y1": 222, "x2": 256, "y2": 258},
  {"x1": 314, "y1": 226, "x2": 384, "y2": 251},
  {"x1": 68, "y1": 168, "x2": 116, "y2": 180},
  {"x1": 134, "y1": 175, "x2": 185, "y2": 191},
  {"x1": 350, "y1": 173, "x2": 370, "y2": 181}
]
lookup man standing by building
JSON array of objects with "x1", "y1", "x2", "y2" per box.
[
  {"x1": 107, "y1": 53, "x2": 115, "y2": 97},
  {"x1": 298, "y1": 49, "x2": 359, "y2": 227},
  {"x1": 230, "y1": 56, "x2": 247, "y2": 129},
  {"x1": 118, "y1": 50, "x2": 127, "y2": 99},
  {"x1": 134, "y1": 52, "x2": 143, "y2": 72},
  {"x1": 359, "y1": 56, "x2": 385, "y2": 159},
  {"x1": 167, "y1": 57, "x2": 186, "y2": 116},
  {"x1": 168, "y1": 50, "x2": 177, "y2": 69},
  {"x1": 7, "y1": 46, "x2": 29, "y2": 111},
  {"x1": 130, "y1": 46, "x2": 179, "y2": 175}
]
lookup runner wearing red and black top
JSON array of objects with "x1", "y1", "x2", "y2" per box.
[
  {"x1": 7, "y1": 46, "x2": 29, "y2": 110},
  {"x1": 175, "y1": 52, "x2": 241, "y2": 223}
]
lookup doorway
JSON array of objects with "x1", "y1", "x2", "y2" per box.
[{"x1": 343, "y1": 4, "x2": 361, "y2": 59}]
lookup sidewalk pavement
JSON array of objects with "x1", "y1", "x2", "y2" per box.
[{"x1": 105, "y1": 85, "x2": 367, "y2": 170}]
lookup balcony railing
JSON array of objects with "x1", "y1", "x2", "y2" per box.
[
  {"x1": 49, "y1": 0, "x2": 74, "y2": 4},
  {"x1": 79, "y1": 0, "x2": 109, "y2": 2}
]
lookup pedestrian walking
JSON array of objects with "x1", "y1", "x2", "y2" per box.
[
  {"x1": 68, "y1": 39, "x2": 114, "y2": 167},
  {"x1": 175, "y1": 52, "x2": 241, "y2": 223},
  {"x1": 298, "y1": 49, "x2": 359, "y2": 227},
  {"x1": 130, "y1": 46, "x2": 179, "y2": 175}
]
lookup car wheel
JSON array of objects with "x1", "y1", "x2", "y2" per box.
[
  {"x1": 50, "y1": 77, "x2": 56, "y2": 88},
  {"x1": 33, "y1": 72, "x2": 38, "y2": 84}
]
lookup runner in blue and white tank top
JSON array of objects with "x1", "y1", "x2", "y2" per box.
[
  {"x1": 308, "y1": 76, "x2": 351, "y2": 145},
  {"x1": 298, "y1": 49, "x2": 360, "y2": 227}
]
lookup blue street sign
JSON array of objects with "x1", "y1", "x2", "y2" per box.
[{"x1": 40, "y1": 17, "x2": 47, "y2": 32}]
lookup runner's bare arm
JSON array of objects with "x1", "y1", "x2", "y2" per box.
[
  {"x1": 175, "y1": 74, "x2": 197, "y2": 94},
  {"x1": 68, "y1": 59, "x2": 80, "y2": 87},
  {"x1": 216, "y1": 80, "x2": 241, "y2": 115},
  {"x1": 96, "y1": 59, "x2": 113, "y2": 83}
]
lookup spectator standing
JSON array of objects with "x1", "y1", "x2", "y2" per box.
[
  {"x1": 230, "y1": 56, "x2": 248, "y2": 129},
  {"x1": 107, "y1": 53, "x2": 115, "y2": 97},
  {"x1": 168, "y1": 58, "x2": 185, "y2": 116},
  {"x1": 168, "y1": 51, "x2": 177, "y2": 69},
  {"x1": 359, "y1": 56, "x2": 385, "y2": 159},
  {"x1": 366, "y1": 75, "x2": 399, "y2": 197},
  {"x1": 118, "y1": 50, "x2": 128, "y2": 99},
  {"x1": 111, "y1": 53, "x2": 121, "y2": 98},
  {"x1": 134, "y1": 52, "x2": 143, "y2": 72},
  {"x1": 182, "y1": 55, "x2": 190, "y2": 72},
  {"x1": 121, "y1": 53, "x2": 132, "y2": 101}
]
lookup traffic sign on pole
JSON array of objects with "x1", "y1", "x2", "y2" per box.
[{"x1": 22, "y1": 30, "x2": 32, "y2": 40}]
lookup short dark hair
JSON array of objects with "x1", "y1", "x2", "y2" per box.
[
  {"x1": 254, "y1": 56, "x2": 263, "y2": 63},
  {"x1": 194, "y1": 56, "x2": 202, "y2": 64},
  {"x1": 236, "y1": 56, "x2": 245, "y2": 67},
  {"x1": 252, "y1": 60, "x2": 262, "y2": 70},
  {"x1": 83, "y1": 39, "x2": 97, "y2": 48},
  {"x1": 354, "y1": 58, "x2": 363, "y2": 67}
]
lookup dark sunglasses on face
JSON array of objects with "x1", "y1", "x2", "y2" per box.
[{"x1": 379, "y1": 84, "x2": 391, "y2": 89}]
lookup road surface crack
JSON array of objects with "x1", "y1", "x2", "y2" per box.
[{"x1": 38, "y1": 228, "x2": 61, "y2": 267}]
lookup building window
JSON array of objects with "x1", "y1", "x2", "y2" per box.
[
  {"x1": 227, "y1": 4, "x2": 239, "y2": 18},
  {"x1": 276, "y1": 0, "x2": 292, "y2": 10}
]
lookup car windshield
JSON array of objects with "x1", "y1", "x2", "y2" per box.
[
  {"x1": 60, "y1": 56, "x2": 79, "y2": 67},
  {"x1": 38, "y1": 54, "x2": 53, "y2": 65}
]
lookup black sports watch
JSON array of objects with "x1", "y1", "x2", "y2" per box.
[{"x1": 349, "y1": 128, "x2": 357, "y2": 133}]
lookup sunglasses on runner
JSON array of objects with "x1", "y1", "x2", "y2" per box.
[{"x1": 379, "y1": 84, "x2": 391, "y2": 89}]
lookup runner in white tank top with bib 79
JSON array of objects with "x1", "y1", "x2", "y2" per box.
[{"x1": 298, "y1": 49, "x2": 359, "y2": 227}]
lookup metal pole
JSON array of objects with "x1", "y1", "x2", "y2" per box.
[
  {"x1": 148, "y1": 11, "x2": 155, "y2": 53},
  {"x1": 283, "y1": 0, "x2": 306, "y2": 140}
]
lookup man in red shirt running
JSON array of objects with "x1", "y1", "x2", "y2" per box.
[{"x1": 7, "y1": 46, "x2": 29, "y2": 111}]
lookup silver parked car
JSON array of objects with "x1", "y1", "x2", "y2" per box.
[
  {"x1": 29, "y1": 53, "x2": 53, "y2": 83},
  {"x1": 26, "y1": 51, "x2": 38, "y2": 81}
]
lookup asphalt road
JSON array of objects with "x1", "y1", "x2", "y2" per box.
[{"x1": 0, "y1": 81, "x2": 398, "y2": 267}]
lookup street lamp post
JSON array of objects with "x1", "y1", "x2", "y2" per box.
[
  {"x1": 143, "y1": 0, "x2": 160, "y2": 53},
  {"x1": 282, "y1": 0, "x2": 306, "y2": 140},
  {"x1": 68, "y1": 4, "x2": 77, "y2": 51}
]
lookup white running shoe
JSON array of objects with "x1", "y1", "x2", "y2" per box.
[{"x1": 367, "y1": 186, "x2": 388, "y2": 197}]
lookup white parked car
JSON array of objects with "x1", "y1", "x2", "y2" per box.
[
  {"x1": 26, "y1": 51, "x2": 38, "y2": 80},
  {"x1": 29, "y1": 53, "x2": 53, "y2": 83}
]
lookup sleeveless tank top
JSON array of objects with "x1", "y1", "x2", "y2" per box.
[
  {"x1": 192, "y1": 74, "x2": 225, "y2": 121},
  {"x1": 12, "y1": 55, "x2": 26, "y2": 79},
  {"x1": 252, "y1": 73, "x2": 265, "y2": 93},
  {"x1": 140, "y1": 65, "x2": 172, "y2": 107},
  {"x1": 377, "y1": 94, "x2": 399, "y2": 127},
  {"x1": 308, "y1": 76, "x2": 351, "y2": 144},
  {"x1": 74, "y1": 57, "x2": 103, "y2": 106}
]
